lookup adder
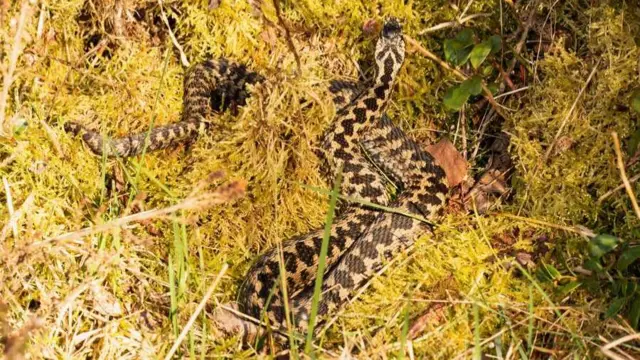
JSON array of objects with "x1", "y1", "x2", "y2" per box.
[{"x1": 65, "y1": 17, "x2": 448, "y2": 342}]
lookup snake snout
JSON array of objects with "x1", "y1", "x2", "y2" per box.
[{"x1": 382, "y1": 17, "x2": 402, "y2": 39}]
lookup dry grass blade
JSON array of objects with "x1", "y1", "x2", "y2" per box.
[
  {"x1": 158, "y1": 0, "x2": 189, "y2": 67},
  {"x1": 543, "y1": 63, "x2": 599, "y2": 162},
  {"x1": 601, "y1": 333, "x2": 640, "y2": 360},
  {"x1": 0, "y1": 192, "x2": 34, "y2": 243},
  {"x1": 598, "y1": 173, "x2": 640, "y2": 203},
  {"x1": 418, "y1": 13, "x2": 490, "y2": 35},
  {"x1": 272, "y1": 0, "x2": 301, "y2": 76},
  {"x1": 164, "y1": 263, "x2": 229, "y2": 360},
  {"x1": 612, "y1": 132, "x2": 640, "y2": 219},
  {"x1": 44, "y1": 180, "x2": 246, "y2": 244},
  {"x1": 0, "y1": 0, "x2": 31, "y2": 135}
]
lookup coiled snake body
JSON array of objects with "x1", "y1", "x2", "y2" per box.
[{"x1": 65, "y1": 18, "x2": 448, "y2": 341}]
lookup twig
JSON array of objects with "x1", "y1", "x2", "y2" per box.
[
  {"x1": 418, "y1": 13, "x2": 491, "y2": 35},
  {"x1": 498, "y1": 0, "x2": 540, "y2": 94},
  {"x1": 460, "y1": 0, "x2": 476, "y2": 19},
  {"x1": 272, "y1": 0, "x2": 301, "y2": 76},
  {"x1": 158, "y1": 0, "x2": 189, "y2": 67},
  {"x1": 42, "y1": 180, "x2": 246, "y2": 244},
  {"x1": 601, "y1": 333, "x2": 640, "y2": 360},
  {"x1": 543, "y1": 62, "x2": 598, "y2": 162},
  {"x1": 164, "y1": 264, "x2": 228, "y2": 360},
  {"x1": 0, "y1": 0, "x2": 31, "y2": 135},
  {"x1": 404, "y1": 35, "x2": 510, "y2": 121},
  {"x1": 598, "y1": 173, "x2": 640, "y2": 203},
  {"x1": 612, "y1": 132, "x2": 640, "y2": 219}
]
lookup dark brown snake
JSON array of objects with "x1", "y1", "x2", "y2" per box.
[{"x1": 65, "y1": 18, "x2": 448, "y2": 341}]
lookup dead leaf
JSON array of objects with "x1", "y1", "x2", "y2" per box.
[
  {"x1": 426, "y1": 139, "x2": 468, "y2": 188},
  {"x1": 407, "y1": 303, "x2": 447, "y2": 340},
  {"x1": 475, "y1": 169, "x2": 508, "y2": 195},
  {"x1": 362, "y1": 19, "x2": 381, "y2": 36},
  {"x1": 259, "y1": 26, "x2": 277, "y2": 46},
  {"x1": 208, "y1": 0, "x2": 221, "y2": 10},
  {"x1": 551, "y1": 135, "x2": 574, "y2": 157}
]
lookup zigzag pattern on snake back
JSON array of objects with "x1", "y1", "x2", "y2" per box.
[
  {"x1": 64, "y1": 59, "x2": 263, "y2": 157},
  {"x1": 64, "y1": 16, "x2": 450, "y2": 344},
  {"x1": 228, "y1": 18, "x2": 448, "y2": 340}
]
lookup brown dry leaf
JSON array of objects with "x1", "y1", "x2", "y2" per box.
[
  {"x1": 551, "y1": 135, "x2": 574, "y2": 157},
  {"x1": 208, "y1": 0, "x2": 221, "y2": 10},
  {"x1": 475, "y1": 169, "x2": 508, "y2": 195},
  {"x1": 407, "y1": 303, "x2": 447, "y2": 340},
  {"x1": 426, "y1": 139, "x2": 468, "y2": 187},
  {"x1": 362, "y1": 19, "x2": 381, "y2": 36},
  {"x1": 259, "y1": 26, "x2": 277, "y2": 46},
  {"x1": 463, "y1": 169, "x2": 509, "y2": 214}
]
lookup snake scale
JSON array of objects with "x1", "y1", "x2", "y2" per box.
[{"x1": 65, "y1": 18, "x2": 448, "y2": 341}]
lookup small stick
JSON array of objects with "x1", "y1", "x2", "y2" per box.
[
  {"x1": 601, "y1": 333, "x2": 640, "y2": 360},
  {"x1": 273, "y1": 0, "x2": 301, "y2": 76},
  {"x1": 612, "y1": 132, "x2": 640, "y2": 219},
  {"x1": 418, "y1": 13, "x2": 490, "y2": 35},
  {"x1": 598, "y1": 173, "x2": 640, "y2": 203},
  {"x1": 158, "y1": 0, "x2": 190, "y2": 67},
  {"x1": 163, "y1": 264, "x2": 228, "y2": 360},
  {"x1": 543, "y1": 62, "x2": 598, "y2": 162},
  {"x1": 43, "y1": 180, "x2": 246, "y2": 244}
]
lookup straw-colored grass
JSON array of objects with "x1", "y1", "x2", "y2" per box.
[{"x1": 1, "y1": 0, "x2": 640, "y2": 358}]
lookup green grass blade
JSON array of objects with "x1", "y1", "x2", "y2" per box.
[
  {"x1": 473, "y1": 301, "x2": 481, "y2": 360},
  {"x1": 132, "y1": 49, "x2": 172, "y2": 186},
  {"x1": 527, "y1": 284, "x2": 534, "y2": 353},
  {"x1": 398, "y1": 302, "x2": 410, "y2": 360},
  {"x1": 304, "y1": 171, "x2": 342, "y2": 355},
  {"x1": 300, "y1": 183, "x2": 433, "y2": 225}
]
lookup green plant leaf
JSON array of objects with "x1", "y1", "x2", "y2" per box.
[
  {"x1": 584, "y1": 258, "x2": 603, "y2": 272},
  {"x1": 631, "y1": 89, "x2": 640, "y2": 113},
  {"x1": 444, "y1": 29, "x2": 475, "y2": 66},
  {"x1": 487, "y1": 83, "x2": 499, "y2": 95},
  {"x1": 482, "y1": 65, "x2": 494, "y2": 77},
  {"x1": 557, "y1": 281, "x2": 581, "y2": 297},
  {"x1": 443, "y1": 84, "x2": 471, "y2": 111},
  {"x1": 628, "y1": 128, "x2": 640, "y2": 155},
  {"x1": 617, "y1": 246, "x2": 640, "y2": 271},
  {"x1": 589, "y1": 234, "x2": 621, "y2": 259},
  {"x1": 460, "y1": 76, "x2": 483, "y2": 96},
  {"x1": 488, "y1": 35, "x2": 502, "y2": 54},
  {"x1": 557, "y1": 281, "x2": 581, "y2": 296},
  {"x1": 628, "y1": 295, "x2": 640, "y2": 329},
  {"x1": 455, "y1": 28, "x2": 474, "y2": 45},
  {"x1": 605, "y1": 297, "x2": 627, "y2": 319},
  {"x1": 470, "y1": 41, "x2": 493, "y2": 69},
  {"x1": 626, "y1": 281, "x2": 638, "y2": 297},
  {"x1": 535, "y1": 263, "x2": 560, "y2": 282}
]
